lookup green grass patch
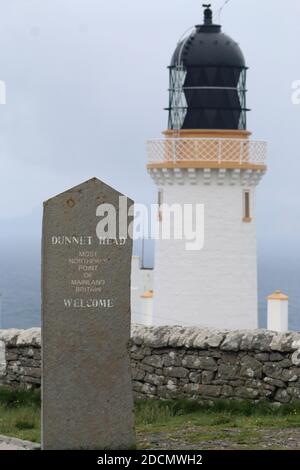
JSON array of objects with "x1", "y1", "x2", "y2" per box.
[
  {"x1": 0, "y1": 388, "x2": 40, "y2": 442},
  {"x1": 0, "y1": 388, "x2": 40, "y2": 408},
  {"x1": 135, "y1": 398, "x2": 300, "y2": 429},
  {"x1": 0, "y1": 404, "x2": 40, "y2": 442}
]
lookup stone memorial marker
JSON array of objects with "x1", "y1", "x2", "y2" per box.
[{"x1": 42, "y1": 178, "x2": 135, "y2": 450}]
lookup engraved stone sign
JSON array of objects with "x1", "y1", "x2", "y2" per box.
[{"x1": 42, "y1": 178, "x2": 135, "y2": 450}]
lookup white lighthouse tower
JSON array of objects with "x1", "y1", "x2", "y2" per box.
[{"x1": 147, "y1": 5, "x2": 267, "y2": 329}]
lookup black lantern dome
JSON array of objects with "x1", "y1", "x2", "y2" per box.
[{"x1": 167, "y1": 4, "x2": 248, "y2": 130}]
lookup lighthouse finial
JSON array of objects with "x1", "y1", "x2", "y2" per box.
[{"x1": 202, "y1": 4, "x2": 213, "y2": 25}]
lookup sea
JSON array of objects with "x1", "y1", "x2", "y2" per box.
[{"x1": 0, "y1": 240, "x2": 299, "y2": 331}]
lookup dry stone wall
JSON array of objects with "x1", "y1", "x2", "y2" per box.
[
  {"x1": 1, "y1": 326, "x2": 300, "y2": 404},
  {"x1": 0, "y1": 329, "x2": 41, "y2": 389}
]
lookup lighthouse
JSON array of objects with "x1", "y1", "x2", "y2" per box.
[{"x1": 147, "y1": 5, "x2": 267, "y2": 329}]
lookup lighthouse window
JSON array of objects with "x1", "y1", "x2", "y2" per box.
[
  {"x1": 243, "y1": 190, "x2": 251, "y2": 222},
  {"x1": 158, "y1": 190, "x2": 163, "y2": 221},
  {"x1": 158, "y1": 190, "x2": 163, "y2": 207}
]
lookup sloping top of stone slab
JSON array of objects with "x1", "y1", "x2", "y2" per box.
[{"x1": 43, "y1": 177, "x2": 133, "y2": 204}]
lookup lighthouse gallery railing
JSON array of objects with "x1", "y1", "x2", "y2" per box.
[{"x1": 147, "y1": 138, "x2": 267, "y2": 166}]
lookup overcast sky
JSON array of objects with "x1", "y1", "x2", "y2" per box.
[{"x1": 0, "y1": 0, "x2": 300, "y2": 252}]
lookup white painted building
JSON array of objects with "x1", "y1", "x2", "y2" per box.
[
  {"x1": 146, "y1": 6, "x2": 267, "y2": 329},
  {"x1": 131, "y1": 256, "x2": 153, "y2": 325}
]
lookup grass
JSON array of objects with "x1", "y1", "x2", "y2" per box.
[
  {"x1": 135, "y1": 399, "x2": 300, "y2": 449},
  {"x1": 0, "y1": 388, "x2": 300, "y2": 448},
  {"x1": 0, "y1": 388, "x2": 40, "y2": 443},
  {"x1": 135, "y1": 398, "x2": 300, "y2": 429}
]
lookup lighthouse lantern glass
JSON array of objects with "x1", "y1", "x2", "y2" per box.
[{"x1": 167, "y1": 7, "x2": 249, "y2": 131}]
